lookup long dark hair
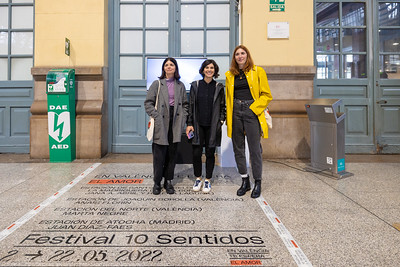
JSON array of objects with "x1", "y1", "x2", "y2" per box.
[
  {"x1": 199, "y1": 59, "x2": 220, "y2": 78},
  {"x1": 159, "y1": 57, "x2": 181, "y2": 80},
  {"x1": 229, "y1": 45, "x2": 254, "y2": 76}
]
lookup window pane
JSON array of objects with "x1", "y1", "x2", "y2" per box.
[
  {"x1": 207, "y1": 4, "x2": 229, "y2": 27},
  {"x1": 343, "y1": 54, "x2": 367, "y2": 78},
  {"x1": 379, "y1": 3, "x2": 400, "y2": 26},
  {"x1": 181, "y1": 31, "x2": 203, "y2": 54},
  {"x1": 0, "y1": 7, "x2": 8, "y2": 29},
  {"x1": 146, "y1": 0, "x2": 168, "y2": 2},
  {"x1": 316, "y1": 55, "x2": 339, "y2": 79},
  {"x1": 120, "y1": 56, "x2": 142, "y2": 80},
  {"x1": 12, "y1": 0, "x2": 34, "y2": 3},
  {"x1": 0, "y1": 58, "x2": 7, "y2": 80},
  {"x1": 207, "y1": 31, "x2": 229, "y2": 53},
  {"x1": 120, "y1": 5, "x2": 143, "y2": 28},
  {"x1": 181, "y1": 5, "x2": 204, "y2": 28},
  {"x1": 342, "y1": 3, "x2": 365, "y2": 26},
  {"x1": 146, "y1": 5, "x2": 168, "y2": 28},
  {"x1": 12, "y1": 6, "x2": 33, "y2": 29},
  {"x1": 211, "y1": 56, "x2": 230, "y2": 77},
  {"x1": 146, "y1": 31, "x2": 168, "y2": 53},
  {"x1": 11, "y1": 57, "x2": 32, "y2": 80},
  {"x1": 11, "y1": 32, "x2": 33, "y2": 54},
  {"x1": 120, "y1": 0, "x2": 143, "y2": 2},
  {"x1": 380, "y1": 55, "x2": 400, "y2": 79},
  {"x1": 0, "y1": 0, "x2": 8, "y2": 3},
  {"x1": 379, "y1": 29, "x2": 400, "y2": 52},
  {"x1": 316, "y1": 3, "x2": 339, "y2": 27},
  {"x1": 316, "y1": 29, "x2": 339, "y2": 52},
  {"x1": 120, "y1": 30, "x2": 143, "y2": 53},
  {"x1": 0, "y1": 32, "x2": 8, "y2": 55},
  {"x1": 342, "y1": 29, "x2": 366, "y2": 52}
]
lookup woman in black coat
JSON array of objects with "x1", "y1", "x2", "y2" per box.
[{"x1": 186, "y1": 59, "x2": 226, "y2": 193}]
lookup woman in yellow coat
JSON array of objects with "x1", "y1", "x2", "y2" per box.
[{"x1": 225, "y1": 45, "x2": 272, "y2": 198}]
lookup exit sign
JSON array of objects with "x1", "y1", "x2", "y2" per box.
[{"x1": 270, "y1": 0, "x2": 285, "y2": 12}]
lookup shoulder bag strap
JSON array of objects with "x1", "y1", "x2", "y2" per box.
[{"x1": 155, "y1": 80, "x2": 161, "y2": 110}]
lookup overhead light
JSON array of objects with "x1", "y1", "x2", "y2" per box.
[{"x1": 393, "y1": 43, "x2": 399, "y2": 46}]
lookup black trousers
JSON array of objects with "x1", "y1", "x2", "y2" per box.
[
  {"x1": 192, "y1": 125, "x2": 216, "y2": 179},
  {"x1": 232, "y1": 99, "x2": 262, "y2": 180},
  {"x1": 152, "y1": 107, "x2": 178, "y2": 185}
]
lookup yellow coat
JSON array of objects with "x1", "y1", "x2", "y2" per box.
[{"x1": 225, "y1": 66, "x2": 273, "y2": 138}]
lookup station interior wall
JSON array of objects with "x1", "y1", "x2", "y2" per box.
[{"x1": 31, "y1": 0, "x2": 314, "y2": 159}]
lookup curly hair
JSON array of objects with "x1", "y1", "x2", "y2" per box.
[{"x1": 199, "y1": 59, "x2": 220, "y2": 79}]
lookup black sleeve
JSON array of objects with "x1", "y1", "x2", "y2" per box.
[
  {"x1": 187, "y1": 83, "x2": 195, "y2": 126},
  {"x1": 219, "y1": 84, "x2": 226, "y2": 122}
]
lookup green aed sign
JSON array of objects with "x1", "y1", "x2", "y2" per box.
[
  {"x1": 46, "y1": 69, "x2": 76, "y2": 162},
  {"x1": 270, "y1": 0, "x2": 285, "y2": 12}
]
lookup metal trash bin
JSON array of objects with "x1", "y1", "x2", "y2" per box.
[{"x1": 305, "y1": 98, "x2": 353, "y2": 178}]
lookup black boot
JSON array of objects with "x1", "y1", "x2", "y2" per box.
[
  {"x1": 164, "y1": 180, "x2": 175, "y2": 194},
  {"x1": 153, "y1": 183, "x2": 162, "y2": 195},
  {"x1": 251, "y1": 180, "x2": 261, "y2": 198},
  {"x1": 237, "y1": 176, "x2": 251, "y2": 196}
]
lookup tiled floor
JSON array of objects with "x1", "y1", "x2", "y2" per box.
[{"x1": 0, "y1": 153, "x2": 399, "y2": 266}]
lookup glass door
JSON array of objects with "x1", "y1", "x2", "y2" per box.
[
  {"x1": 0, "y1": 0, "x2": 34, "y2": 153},
  {"x1": 374, "y1": 1, "x2": 400, "y2": 153},
  {"x1": 315, "y1": 0, "x2": 374, "y2": 153},
  {"x1": 111, "y1": 0, "x2": 238, "y2": 153}
]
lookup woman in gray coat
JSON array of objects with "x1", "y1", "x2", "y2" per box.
[
  {"x1": 144, "y1": 57, "x2": 189, "y2": 195},
  {"x1": 186, "y1": 59, "x2": 226, "y2": 193}
]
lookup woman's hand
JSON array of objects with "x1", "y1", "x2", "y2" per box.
[{"x1": 186, "y1": 126, "x2": 194, "y2": 136}]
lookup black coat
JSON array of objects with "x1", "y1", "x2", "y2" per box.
[{"x1": 187, "y1": 80, "x2": 226, "y2": 147}]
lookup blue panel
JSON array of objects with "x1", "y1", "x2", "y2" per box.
[
  {"x1": 0, "y1": 88, "x2": 32, "y2": 99},
  {"x1": 10, "y1": 107, "x2": 30, "y2": 136},
  {"x1": 0, "y1": 107, "x2": 4, "y2": 136},
  {"x1": 382, "y1": 87, "x2": 400, "y2": 97},
  {"x1": 120, "y1": 87, "x2": 147, "y2": 98},
  {"x1": 337, "y1": 158, "x2": 345, "y2": 172},
  {"x1": 345, "y1": 106, "x2": 368, "y2": 135},
  {"x1": 318, "y1": 86, "x2": 367, "y2": 97},
  {"x1": 0, "y1": 85, "x2": 33, "y2": 152},
  {"x1": 382, "y1": 106, "x2": 400, "y2": 134},
  {"x1": 119, "y1": 106, "x2": 141, "y2": 136}
]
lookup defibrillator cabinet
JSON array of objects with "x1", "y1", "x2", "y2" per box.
[{"x1": 46, "y1": 69, "x2": 76, "y2": 162}]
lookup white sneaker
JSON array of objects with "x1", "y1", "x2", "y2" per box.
[
  {"x1": 202, "y1": 180, "x2": 211, "y2": 193},
  {"x1": 193, "y1": 179, "x2": 202, "y2": 191}
]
